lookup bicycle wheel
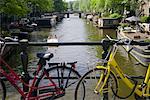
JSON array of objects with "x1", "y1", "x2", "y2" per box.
[
  {"x1": 0, "y1": 79, "x2": 6, "y2": 100},
  {"x1": 75, "y1": 68, "x2": 118, "y2": 100},
  {"x1": 35, "y1": 66, "x2": 85, "y2": 99}
]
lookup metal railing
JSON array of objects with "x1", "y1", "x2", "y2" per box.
[{"x1": 4, "y1": 41, "x2": 150, "y2": 46}]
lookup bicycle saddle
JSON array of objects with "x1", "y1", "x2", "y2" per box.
[{"x1": 36, "y1": 53, "x2": 54, "y2": 60}]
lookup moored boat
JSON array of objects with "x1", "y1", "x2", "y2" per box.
[
  {"x1": 117, "y1": 26, "x2": 150, "y2": 66},
  {"x1": 47, "y1": 35, "x2": 58, "y2": 43},
  {"x1": 47, "y1": 35, "x2": 58, "y2": 53},
  {"x1": 98, "y1": 18, "x2": 119, "y2": 29}
]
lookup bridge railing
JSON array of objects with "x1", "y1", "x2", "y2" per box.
[{"x1": 4, "y1": 41, "x2": 150, "y2": 46}]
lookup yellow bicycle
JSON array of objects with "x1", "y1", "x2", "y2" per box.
[{"x1": 75, "y1": 38, "x2": 150, "y2": 100}]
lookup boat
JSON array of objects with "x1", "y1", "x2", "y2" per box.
[
  {"x1": 47, "y1": 35, "x2": 58, "y2": 53},
  {"x1": 117, "y1": 26, "x2": 150, "y2": 66},
  {"x1": 98, "y1": 18, "x2": 119, "y2": 29},
  {"x1": 36, "y1": 17, "x2": 52, "y2": 28},
  {"x1": 47, "y1": 35, "x2": 58, "y2": 43}
]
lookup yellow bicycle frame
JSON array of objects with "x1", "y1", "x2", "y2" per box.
[
  {"x1": 143, "y1": 64, "x2": 150, "y2": 97},
  {"x1": 95, "y1": 46, "x2": 150, "y2": 97}
]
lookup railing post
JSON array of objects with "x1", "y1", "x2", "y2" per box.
[
  {"x1": 67, "y1": 13, "x2": 70, "y2": 18},
  {"x1": 79, "y1": 13, "x2": 81, "y2": 18}
]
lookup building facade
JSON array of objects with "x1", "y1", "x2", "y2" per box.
[{"x1": 140, "y1": 0, "x2": 150, "y2": 16}]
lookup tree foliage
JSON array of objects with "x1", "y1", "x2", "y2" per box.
[
  {"x1": 73, "y1": 1, "x2": 79, "y2": 11},
  {"x1": 0, "y1": 0, "x2": 67, "y2": 17},
  {"x1": 0, "y1": 0, "x2": 29, "y2": 16},
  {"x1": 77, "y1": 0, "x2": 141, "y2": 17},
  {"x1": 79, "y1": 0, "x2": 91, "y2": 12},
  {"x1": 27, "y1": 0, "x2": 54, "y2": 12},
  {"x1": 109, "y1": 13, "x2": 122, "y2": 19},
  {"x1": 53, "y1": 0, "x2": 67, "y2": 12}
]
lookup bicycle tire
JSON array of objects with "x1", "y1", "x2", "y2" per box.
[
  {"x1": 0, "y1": 79, "x2": 6, "y2": 100},
  {"x1": 75, "y1": 68, "x2": 118, "y2": 100},
  {"x1": 35, "y1": 66, "x2": 85, "y2": 99}
]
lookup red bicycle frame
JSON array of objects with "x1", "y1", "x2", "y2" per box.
[{"x1": 0, "y1": 56, "x2": 62, "y2": 100}]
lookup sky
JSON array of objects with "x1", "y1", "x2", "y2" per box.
[{"x1": 64, "y1": 0, "x2": 76, "y2": 2}]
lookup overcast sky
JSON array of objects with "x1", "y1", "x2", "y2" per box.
[{"x1": 64, "y1": 0, "x2": 76, "y2": 2}]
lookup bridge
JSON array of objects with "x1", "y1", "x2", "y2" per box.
[{"x1": 63, "y1": 11, "x2": 83, "y2": 18}]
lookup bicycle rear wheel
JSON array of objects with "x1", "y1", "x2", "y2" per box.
[
  {"x1": 75, "y1": 68, "x2": 118, "y2": 100},
  {"x1": 35, "y1": 66, "x2": 85, "y2": 99},
  {"x1": 0, "y1": 79, "x2": 6, "y2": 100}
]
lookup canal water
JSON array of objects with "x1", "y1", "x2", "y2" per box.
[{"x1": 6, "y1": 14, "x2": 147, "y2": 100}]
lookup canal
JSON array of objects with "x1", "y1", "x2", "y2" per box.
[{"x1": 6, "y1": 14, "x2": 147, "y2": 100}]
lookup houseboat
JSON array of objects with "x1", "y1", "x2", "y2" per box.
[
  {"x1": 36, "y1": 17, "x2": 52, "y2": 28},
  {"x1": 117, "y1": 26, "x2": 150, "y2": 66},
  {"x1": 36, "y1": 14, "x2": 57, "y2": 28},
  {"x1": 98, "y1": 18, "x2": 119, "y2": 29}
]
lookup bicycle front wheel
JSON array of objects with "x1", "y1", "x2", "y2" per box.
[
  {"x1": 0, "y1": 79, "x2": 6, "y2": 100},
  {"x1": 35, "y1": 66, "x2": 85, "y2": 99},
  {"x1": 75, "y1": 68, "x2": 118, "y2": 100}
]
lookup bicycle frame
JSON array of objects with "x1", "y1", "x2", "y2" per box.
[
  {"x1": 0, "y1": 55, "x2": 62, "y2": 100},
  {"x1": 95, "y1": 44, "x2": 150, "y2": 97}
]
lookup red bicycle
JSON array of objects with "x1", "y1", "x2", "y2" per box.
[{"x1": 0, "y1": 38, "x2": 85, "y2": 100}]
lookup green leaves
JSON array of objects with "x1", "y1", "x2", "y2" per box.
[
  {"x1": 0, "y1": 0, "x2": 29, "y2": 16},
  {"x1": 0, "y1": 0, "x2": 67, "y2": 17},
  {"x1": 53, "y1": 0, "x2": 67, "y2": 12},
  {"x1": 28, "y1": 0, "x2": 54, "y2": 12},
  {"x1": 77, "y1": 0, "x2": 140, "y2": 17},
  {"x1": 73, "y1": 1, "x2": 79, "y2": 11}
]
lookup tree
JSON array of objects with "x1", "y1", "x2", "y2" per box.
[
  {"x1": 63, "y1": 1, "x2": 68, "y2": 11},
  {"x1": 95, "y1": 0, "x2": 105, "y2": 13},
  {"x1": 53, "y1": 0, "x2": 67, "y2": 12},
  {"x1": 27, "y1": 0, "x2": 54, "y2": 13},
  {"x1": 0, "y1": 0, "x2": 55, "y2": 17},
  {"x1": 73, "y1": 1, "x2": 79, "y2": 11},
  {"x1": 0, "y1": 0, "x2": 29, "y2": 17},
  {"x1": 79, "y1": 0, "x2": 91, "y2": 12}
]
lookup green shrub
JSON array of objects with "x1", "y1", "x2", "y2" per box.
[
  {"x1": 120, "y1": 23, "x2": 129, "y2": 27},
  {"x1": 144, "y1": 39, "x2": 150, "y2": 42},
  {"x1": 102, "y1": 12, "x2": 110, "y2": 17},
  {"x1": 109, "y1": 13, "x2": 122, "y2": 19},
  {"x1": 140, "y1": 16, "x2": 150, "y2": 23}
]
